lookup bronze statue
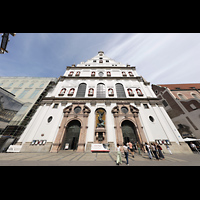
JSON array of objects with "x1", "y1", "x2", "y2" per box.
[{"x1": 97, "y1": 111, "x2": 105, "y2": 127}]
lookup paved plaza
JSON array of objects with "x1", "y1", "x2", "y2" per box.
[{"x1": 0, "y1": 150, "x2": 200, "y2": 166}]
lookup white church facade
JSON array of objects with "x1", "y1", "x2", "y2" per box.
[{"x1": 14, "y1": 51, "x2": 191, "y2": 154}]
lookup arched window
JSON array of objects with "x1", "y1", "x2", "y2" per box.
[
  {"x1": 178, "y1": 93, "x2": 186, "y2": 100},
  {"x1": 88, "y1": 88, "x2": 94, "y2": 96},
  {"x1": 76, "y1": 83, "x2": 87, "y2": 97},
  {"x1": 59, "y1": 88, "x2": 66, "y2": 96},
  {"x1": 97, "y1": 83, "x2": 106, "y2": 98},
  {"x1": 127, "y1": 88, "x2": 134, "y2": 96},
  {"x1": 191, "y1": 93, "x2": 199, "y2": 99},
  {"x1": 116, "y1": 83, "x2": 126, "y2": 98},
  {"x1": 136, "y1": 88, "x2": 143, "y2": 96}
]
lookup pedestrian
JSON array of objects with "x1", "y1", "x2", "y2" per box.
[
  {"x1": 157, "y1": 144, "x2": 165, "y2": 160},
  {"x1": 145, "y1": 142, "x2": 152, "y2": 159},
  {"x1": 136, "y1": 142, "x2": 141, "y2": 155},
  {"x1": 190, "y1": 142, "x2": 199, "y2": 153},
  {"x1": 151, "y1": 143, "x2": 159, "y2": 160},
  {"x1": 128, "y1": 141, "x2": 134, "y2": 157},
  {"x1": 165, "y1": 144, "x2": 172, "y2": 155},
  {"x1": 116, "y1": 143, "x2": 122, "y2": 165},
  {"x1": 123, "y1": 142, "x2": 129, "y2": 165}
]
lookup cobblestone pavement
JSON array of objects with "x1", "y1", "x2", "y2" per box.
[{"x1": 0, "y1": 151, "x2": 200, "y2": 166}]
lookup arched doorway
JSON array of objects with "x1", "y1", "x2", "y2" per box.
[
  {"x1": 61, "y1": 120, "x2": 81, "y2": 150},
  {"x1": 121, "y1": 120, "x2": 139, "y2": 144}
]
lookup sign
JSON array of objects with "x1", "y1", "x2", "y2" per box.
[
  {"x1": 91, "y1": 144, "x2": 110, "y2": 152},
  {"x1": 7, "y1": 145, "x2": 22, "y2": 153}
]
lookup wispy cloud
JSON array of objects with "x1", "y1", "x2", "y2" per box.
[{"x1": 1, "y1": 33, "x2": 200, "y2": 84}]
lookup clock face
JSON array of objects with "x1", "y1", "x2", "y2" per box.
[{"x1": 98, "y1": 71, "x2": 104, "y2": 77}]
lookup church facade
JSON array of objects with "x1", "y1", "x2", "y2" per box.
[{"x1": 15, "y1": 51, "x2": 191, "y2": 154}]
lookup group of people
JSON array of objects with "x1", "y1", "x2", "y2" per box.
[
  {"x1": 116, "y1": 141, "x2": 173, "y2": 165},
  {"x1": 145, "y1": 142, "x2": 167, "y2": 160}
]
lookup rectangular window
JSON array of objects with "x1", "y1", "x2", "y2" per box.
[
  {"x1": 53, "y1": 103, "x2": 59, "y2": 109},
  {"x1": 143, "y1": 104, "x2": 149, "y2": 109},
  {"x1": 18, "y1": 89, "x2": 30, "y2": 99},
  {"x1": 29, "y1": 89, "x2": 41, "y2": 99}
]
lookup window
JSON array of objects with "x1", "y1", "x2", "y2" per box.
[
  {"x1": 178, "y1": 93, "x2": 186, "y2": 100},
  {"x1": 68, "y1": 71, "x2": 74, "y2": 76},
  {"x1": 11, "y1": 89, "x2": 18, "y2": 94},
  {"x1": 121, "y1": 107, "x2": 128, "y2": 114},
  {"x1": 88, "y1": 88, "x2": 94, "y2": 96},
  {"x1": 122, "y1": 72, "x2": 127, "y2": 76},
  {"x1": 116, "y1": 83, "x2": 126, "y2": 98},
  {"x1": 59, "y1": 88, "x2": 66, "y2": 96},
  {"x1": 53, "y1": 103, "x2": 59, "y2": 109},
  {"x1": 74, "y1": 106, "x2": 81, "y2": 114},
  {"x1": 149, "y1": 116, "x2": 155, "y2": 122},
  {"x1": 76, "y1": 83, "x2": 87, "y2": 97},
  {"x1": 18, "y1": 89, "x2": 30, "y2": 99},
  {"x1": 128, "y1": 72, "x2": 134, "y2": 76},
  {"x1": 162, "y1": 100, "x2": 168, "y2": 107},
  {"x1": 107, "y1": 71, "x2": 111, "y2": 76},
  {"x1": 97, "y1": 83, "x2": 106, "y2": 98},
  {"x1": 75, "y1": 71, "x2": 80, "y2": 76},
  {"x1": 29, "y1": 89, "x2": 40, "y2": 99},
  {"x1": 143, "y1": 104, "x2": 149, "y2": 109},
  {"x1": 98, "y1": 71, "x2": 104, "y2": 77},
  {"x1": 127, "y1": 88, "x2": 134, "y2": 96},
  {"x1": 136, "y1": 89, "x2": 143, "y2": 96},
  {"x1": 191, "y1": 93, "x2": 198, "y2": 99},
  {"x1": 29, "y1": 83, "x2": 34, "y2": 87},
  {"x1": 18, "y1": 83, "x2": 24, "y2": 87},
  {"x1": 47, "y1": 116, "x2": 53, "y2": 123},
  {"x1": 190, "y1": 104, "x2": 197, "y2": 109}
]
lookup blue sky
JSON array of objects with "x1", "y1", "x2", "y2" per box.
[{"x1": 1, "y1": 33, "x2": 200, "y2": 84}]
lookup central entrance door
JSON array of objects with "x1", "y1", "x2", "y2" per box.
[
  {"x1": 62, "y1": 120, "x2": 81, "y2": 150},
  {"x1": 121, "y1": 120, "x2": 139, "y2": 144}
]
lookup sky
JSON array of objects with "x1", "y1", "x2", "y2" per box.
[{"x1": 1, "y1": 33, "x2": 200, "y2": 85}]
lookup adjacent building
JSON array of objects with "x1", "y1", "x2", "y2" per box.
[
  {"x1": 0, "y1": 77, "x2": 57, "y2": 151},
  {"x1": 152, "y1": 83, "x2": 200, "y2": 139},
  {"x1": 14, "y1": 51, "x2": 191, "y2": 154}
]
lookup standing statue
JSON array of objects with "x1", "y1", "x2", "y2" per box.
[{"x1": 97, "y1": 111, "x2": 105, "y2": 128}]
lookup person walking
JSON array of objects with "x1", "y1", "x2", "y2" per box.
[
  {"x1": 152, "y1": 143, "x2": 159, "y2": 160},
  {"x1": 123, "y1": 142, "x2": 129, "y2": 165},
  {"x1": 116, "y1": 143, "x2": 122, "y2": 165},
  {"x1": 145, "y1": 142, "x2": 152, "y2": 159},
  {"x1": 128, "y1": 141, "x2": 134, "y2": 157},
  {"x1": 157, "y1": 144, "x2": 165, "y2": 160},
  {"x1": 136, "y1": 142, "x2": 141, "y2": 155},
  {"x1": 165, "y1": 144, "x2": 172, "y2": 155}
]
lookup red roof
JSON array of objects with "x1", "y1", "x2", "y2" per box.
[{"x1": 159, "y1": 83, "x2": 200, "y2": 90}]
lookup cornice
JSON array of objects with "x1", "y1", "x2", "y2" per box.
[
  {"x1": 66, "y1": 66, "x2": 136, "y2": 70},
  {"x1": 42, "y1": 97, "x2": 160, "y2": 105},
  {"x1": 59, "y1": 75, "x2": 142, "y2": 81}
]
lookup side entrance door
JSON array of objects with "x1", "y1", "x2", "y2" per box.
[{"x1": 62, "y1": 120, "x2": 81, "y2": 150}]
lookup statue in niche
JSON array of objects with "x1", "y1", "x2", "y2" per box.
[{"x1": 97, "y1": 110, "x2": 105, "y2": 128}]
